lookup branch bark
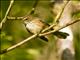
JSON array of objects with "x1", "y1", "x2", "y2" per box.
[
  {"x1": 39, "y1": 18, "x2": 80, "y2": 36},
  {"x1": 42, "y1": 1, "x2": 70, "y2": 33},
  {"x1": 0, "y1": 34, "x2": 38, "y2": 54},
  {"x1": 0, "y1": 0, "x2": 14, "y2": 29}
]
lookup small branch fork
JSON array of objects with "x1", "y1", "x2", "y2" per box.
[
  {"x1": 0, "y1": 0, "x2": 80, "y2": 54},
  {"x1": 0, "y1": 0, "x2": 39, "y2": 28},
  {"x1": 0, "y1": 0, "x2": 14, "y2": 29}
]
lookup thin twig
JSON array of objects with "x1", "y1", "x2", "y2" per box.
[
  {"x1": 0, "y1": 18, "x2": 80, "y2": 54},
  {"x1": 39, "y1": 18, "x2": 80, "y2": 36},
  {"x1": 0, "y1": 0, "x2": 14, "y2": 29},
  {"x1": 0, "y1": 34, "x2": 38, "y2": 54},
  {"x1": 42, "y1": 1, "x2": 70, "y2": 33},
  {"x1": 22, "y1": 0, "x2": 39, "y2": 20},
  {"x1": 27, "y1": 0, "x2": 39, "y2": 15},
  {"x1": 6, "y1": 0, "x2": 39, "y2": 20},
  {"x1": 7, "y1": 16, "x2": 23, "y2": 20},
  {"x1": 55, "y1": 1, "x2": 70, "y2": 23}
]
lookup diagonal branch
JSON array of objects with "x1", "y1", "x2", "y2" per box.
[
  {"x1": 27, "y1": 0, "x2": 39, "y2": 15},
  {"x1": 42, "y1": 1, "x2": 70, "y2": 33},
  {"x1": 0, "y1": 34, "x2": 38, "y2": 54},
  {"x1": 39, "y1": 18, "x2": 80, "y2": 36},
  {"x1": 54, "y1": 1, "x2": 70, "y2": 23},
  {"x1": 0, "y1": 18, "x2": 80, "y2": 54},
  {"x1": 0, "y1": 0, "x2": 14, "y2": 29}
]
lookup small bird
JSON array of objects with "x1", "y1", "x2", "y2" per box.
[
  {"x1": 24, "y1": 16, "x2": 49, "y2": 41},
  {"x1": 23, "y1": 16, "x2": 69, "y2": 42}
]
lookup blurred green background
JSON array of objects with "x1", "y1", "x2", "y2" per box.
[{"x1": 0, "y1": 0, "x2": 80, "y2": 60}]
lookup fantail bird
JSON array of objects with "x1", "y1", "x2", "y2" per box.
[{"x1": 23, "y1": 16, "x2": 69, "y2": 42}]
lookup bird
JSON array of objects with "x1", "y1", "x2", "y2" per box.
[{"x1": 23, "y1": 16, "x2": 69, "y2": 42}]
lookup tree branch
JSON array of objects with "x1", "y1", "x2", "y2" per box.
[
  {"x1": 6, "y1": 0, "x2": 39, "y2": 21},
  {"x1": 42, "y1": 1, "x2": 70, "y2": 33},
  {"x1": 0, "y1": 0, "x2": 14, "y2": 29},
  {"x1": 0, "y1": 34, "x2": 38, "y2": 54},
  {"x1": 7, "y1": 16, "x2": 23, "y2": 20},
  {"x1": 39, "y1": 18, "x2": 80, "y2": 36},
  {"x1": 22, "y1": 0, "x2": 39, "y2": 20},
  {"x1": 0, "y1": 18, "x2": 80, "y2": 54},
  {"x1": 27, "y1": 0, "x2": 39, "y2": 15}
]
